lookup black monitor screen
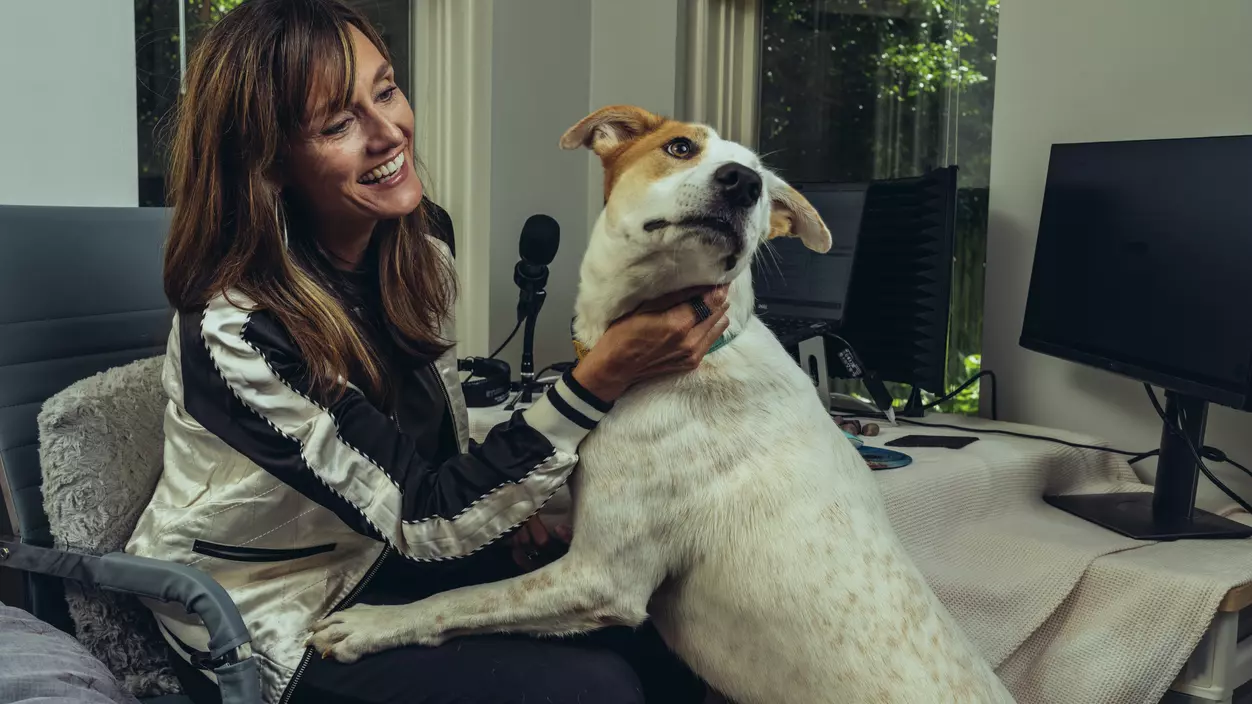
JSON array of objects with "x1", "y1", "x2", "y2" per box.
[
  {"x1": 1021, "y1": 135, "x2": 1252, "y2": 406},
  {"x1": 753, "y1": 184, "x2": 866, "y2": 322}
]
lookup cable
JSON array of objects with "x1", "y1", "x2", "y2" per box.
[
  {"x1": 535, "y1": 362, "x2": 574, "y2": 381},
  {"x1": 1124, "y1": 446, "x2": 1252, "y2": 479},
  {"x1": 833, "y1": 407, "x2": 1148, "y2": 455},
  {"x1": 896, "y1": 417, "x2": 1151, "y2": 457},
  {"x1": 920, "y1": 370, "x2": 999, "y2": 420},
  {"x1": 836, "y1": 381, "x2": 1252, "y2": 510},
  {"x1": 1144, "y1": 384, "x2": 1252, "y2": 515},
  {"x1": 1228, "y1": 456, "x2": 1252, "y2": 481},
  {"x1": 487, "y1": 318, "x2": 523, "y2": 360},
  {"x1": 836, "y1": 407, "x2": 1252, "y2": 490}
]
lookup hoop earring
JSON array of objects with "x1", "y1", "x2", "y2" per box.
[{"x1": 274, "y1": 200, "x2": 289, "y2": 249}]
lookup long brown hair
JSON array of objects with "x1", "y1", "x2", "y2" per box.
[{"x1": 163, "y1": 0, "x2": 454, "y2": 402}]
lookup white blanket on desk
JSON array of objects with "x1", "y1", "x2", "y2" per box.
[
  {"x1": 469, "y1": 407, "x2": 1252, "y2": 704},
  {"x1": 871, "y1": 416, "x2": 1252, "y2": 704}
]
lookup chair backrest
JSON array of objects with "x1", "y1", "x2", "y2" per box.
[{"x1": 0, "y1": 204, "x2": 171, "y2": 627}]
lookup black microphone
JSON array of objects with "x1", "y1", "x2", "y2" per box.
[
  {"x1": 513, "y1": 215, "x2": 560, "y2": 404},
  {"x1": 514, "y1": 214, "x2": 559, "y2": 319}
]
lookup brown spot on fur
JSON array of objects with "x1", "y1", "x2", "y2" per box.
[
  {"x1": 819, "y1": 504, "x2": 848, "y2": 526},
  {"x1": 768, "y1": 209, "x2": 794, "y2": 240},
  {"x1": 558, "y1": 106, "x2": 724, "y2": 202},
  {"x1": 600, "y1": 121, "x2": 712, "y2": 201},
  {"x1": 559, "y1": 105, "x2": 665, "y2": 154},
  {"x1": 562, "y1": 103, "x2": 833, "y2": 252},
  {"x1": 766, "y1": 176, "x2": 833, "y2": 252}
]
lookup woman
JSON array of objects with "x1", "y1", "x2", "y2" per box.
[{"x1": 124, "y1": 1, "x2": 729, "y2": 703}]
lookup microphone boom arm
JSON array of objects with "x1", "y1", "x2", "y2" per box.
[{"x1": 519, "y1": 289, "x2": 547, "y2": 404}]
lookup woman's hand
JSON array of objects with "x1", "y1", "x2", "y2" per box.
[
  {"x1": 571, "y1": 286, "x2": 731, "y2": 402},
  {"x1": 510, "y1": 516, "x2": 572, "y2": 571}
]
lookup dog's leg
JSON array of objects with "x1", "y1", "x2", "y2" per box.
[{"x1": 307, "y1": 552, "x2": 655, "y2": 663}]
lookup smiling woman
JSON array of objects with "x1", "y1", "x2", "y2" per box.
[
  {"x1": 281, "y1": 25, "x2": 425, "y2": 270},
  {"x1": 134, "y1": 0, "x2": 413, "y2": 207},
  {"x1": 123, "y1": 2, "x2": 724, "y2": 703}
]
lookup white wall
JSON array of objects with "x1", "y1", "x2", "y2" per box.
[
  {"x1": 984, "y1": 0, "x2": 1252, "y2": 510},
  {"x1": 0, "y1": 0, "x2": 137, "y2": 206},
  {"x1": 452, "y1": 0, "x2": 683, "y2": 370},
  {"x1": 487, "y1": 0, "x2": 594, "y2": 369},
  {"x1": 585, "y1": 0, "x2": 684, "y2": 236}
]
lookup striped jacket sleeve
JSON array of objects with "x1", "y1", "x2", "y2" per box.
[{"x1": 178, "y1": 295, "x2": 609, "y2": 562}]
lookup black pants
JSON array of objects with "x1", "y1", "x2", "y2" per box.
[{"x1": 173, "y1": 543, "x2": 705, "y2": 704}]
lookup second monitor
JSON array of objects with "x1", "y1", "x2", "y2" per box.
[{"x1": 753, "y1": 182, "x2": 868, "y2": 339}]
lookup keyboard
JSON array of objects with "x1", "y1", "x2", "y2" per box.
[{"x1": 760, "y1": 315, "x2": 830, "y2": 347}]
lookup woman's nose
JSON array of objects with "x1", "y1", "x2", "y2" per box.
[{"x1": 366, "y1": 112, "x2": 404, "y2": 153}]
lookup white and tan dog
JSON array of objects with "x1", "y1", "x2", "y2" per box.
[{"x1": 310, "y1": 106, "x2": 1015, "y2": 704}]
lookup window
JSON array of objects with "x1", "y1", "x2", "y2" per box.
[
  {"x1": 134, "y1": 0, "x2": 412, "y2": 207},
  {"x1": 758, "y1": 0, "x2": 999, "y2": 413}
]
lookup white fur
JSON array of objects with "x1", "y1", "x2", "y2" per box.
[{"x1": 310, "y1": 117, "x2": 1015, "y2": 704}]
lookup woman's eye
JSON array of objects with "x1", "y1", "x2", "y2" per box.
[
  {"x1": 378, "y1": 86, "x2": 398, "y2": 102},
  {"x1": 322, "y1": 118, "x2": 352, "y2": 136},
  {"x1": 665, "y1": 138, "x2": 694, "y2": 159}
]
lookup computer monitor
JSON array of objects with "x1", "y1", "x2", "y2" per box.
[
  {"x1": 1021, "y1": 134, "x2": 1252, "y2": 540},
  {"x1": 752, "y1": 182, "x2": 867, "y2": 325}
]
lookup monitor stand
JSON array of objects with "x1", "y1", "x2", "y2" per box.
[{"x1": 1044, "y1": 391, "x2": 1252, "y2": 541}]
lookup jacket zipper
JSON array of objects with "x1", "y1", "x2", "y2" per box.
[
  {"x1": 279, "y1": 544, "x2": 392, "y2": 704},
  {"x1": 191, "y1": 540, "x2": 336, "y2": 563},
  {"x1": 283, "y1": 361, "x2": 456, "y2": 702},
  {"x1": 431, "y1": 361, "x2": 462, "y2": 449}
]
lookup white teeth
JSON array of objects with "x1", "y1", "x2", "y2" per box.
[{"x1": 360, "y1": 152, "x2": 405, "y2": 184}]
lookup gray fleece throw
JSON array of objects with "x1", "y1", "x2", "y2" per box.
[{"x1": 38, "y1": 355, "x2": 182, "y2": 697}]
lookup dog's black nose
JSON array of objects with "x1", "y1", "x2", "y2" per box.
[{"x1": 713, "y1": 163, "x2": 762, "y2": 208}]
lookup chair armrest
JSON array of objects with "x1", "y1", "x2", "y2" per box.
[{"x1": 0, "y1": 538, "x2": 261, "y2": 704}]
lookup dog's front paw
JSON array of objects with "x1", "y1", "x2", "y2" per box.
[{"x1": 307, "y1": 604, "x2": 438, "y2": 663}]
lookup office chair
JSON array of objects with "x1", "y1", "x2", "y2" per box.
[{"x1": 0, "y1": 205, "x2": 259, "y2": 704}]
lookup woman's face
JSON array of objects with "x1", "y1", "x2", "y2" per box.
[{"x1": 285, "y1": 26, "x2": 422, "y2": 236}]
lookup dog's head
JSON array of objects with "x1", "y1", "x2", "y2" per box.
[{"x1": 563, "y1": 105, "x2": 831, "y2": 318}]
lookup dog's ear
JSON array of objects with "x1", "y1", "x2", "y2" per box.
[
  {"x1": 560, "y1": 105, "x2": 666, "y2": 158},
  {"x1": 765, "y1": 171, "x2": 833, "y2": 253}
]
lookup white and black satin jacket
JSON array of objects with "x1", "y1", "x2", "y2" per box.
[{"x1": 125, "y1": 239, "x2": 608, "y2": 702}]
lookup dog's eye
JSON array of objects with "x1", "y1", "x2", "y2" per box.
[{"x1": 664, "y1": 138, "x2": 695, "y2": 159}]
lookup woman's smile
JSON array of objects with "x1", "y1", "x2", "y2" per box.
[{"x1": 358, "y1": 150, "x2": 407, "y2": 186}]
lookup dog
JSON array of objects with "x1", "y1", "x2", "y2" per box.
[{"x1": 309, "y1": 105, "x2": 1016, "y2": 704}]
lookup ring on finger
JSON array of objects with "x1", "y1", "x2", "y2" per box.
[{"x1": 689, "y1": 297, "x2": 713, "y2": 323}]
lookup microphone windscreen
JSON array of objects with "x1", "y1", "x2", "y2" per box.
[{"x1": 519, "y1": 214, "x2": 560, "y2": 266}]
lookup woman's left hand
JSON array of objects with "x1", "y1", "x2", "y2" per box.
[{"x1": 510, "y1": 516, "x2": 572, "y2": 571}]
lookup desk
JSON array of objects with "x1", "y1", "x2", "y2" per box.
[
  {"x1": 467, "y1": 403, "x2": 1252, "y2": 704},
  {"x1": 1168, "y1": 592, "x2": 1252, "y2": 703}
]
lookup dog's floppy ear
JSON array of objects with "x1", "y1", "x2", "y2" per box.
[
  {"x1": 765, "y1": 171, "x2": 833, "y2": 253},
  {"x1": 560, "y1": 105, "x2": 666, "y2": 158}
]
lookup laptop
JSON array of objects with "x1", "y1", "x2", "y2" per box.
[{"x1": 754, "y1": 182, "x2": 867, "y2": 346}]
